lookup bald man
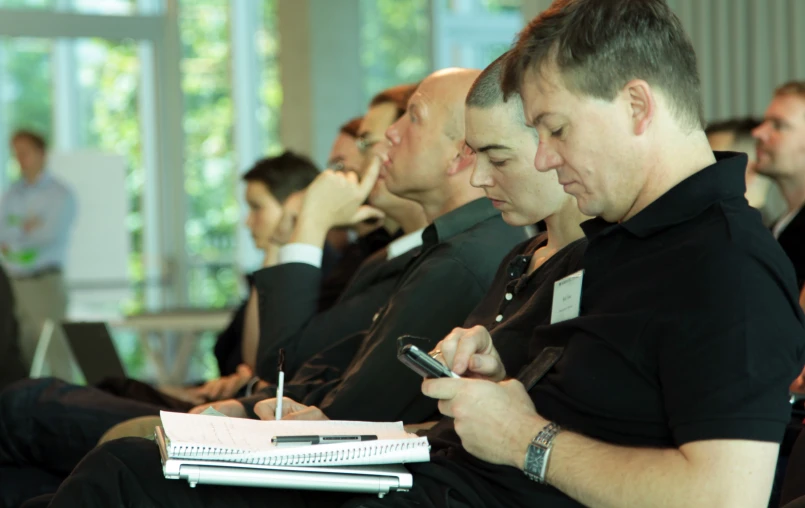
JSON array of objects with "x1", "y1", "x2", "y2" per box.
[
  {"x1": 34, "y1": 69, "x2": 529, "y2": 508},
  {"x1": 228, "y1": 68, "x2": 526, "y2": 423}
]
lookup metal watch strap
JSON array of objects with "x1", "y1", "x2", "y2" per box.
[{"x1": 523, "y1": 422, "x2": 562, "y2": 484}]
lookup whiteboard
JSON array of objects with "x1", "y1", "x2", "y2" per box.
[{"x1": 49, "y1": 151, "x2": 129, "y2": 287}]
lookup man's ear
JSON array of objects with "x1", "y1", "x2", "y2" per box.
[
  {"x1": 448, "y1": 143, "x2": 476, "y2": 176},
  {"x1": 624, "y1": 79, "x2": 655, "y2": 136}
]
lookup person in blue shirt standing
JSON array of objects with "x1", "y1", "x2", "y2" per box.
[{"x1": 0, "y1": 129, "x2": 77, "y2": 379}]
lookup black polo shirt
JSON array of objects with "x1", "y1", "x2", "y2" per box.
[{"x1": 408, "y1": 152, "x2": 805, "y2": 508}]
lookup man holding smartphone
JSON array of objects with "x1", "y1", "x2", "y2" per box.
[{"x1": 25, "y1": 2, "x2": 805, "y2": 506}]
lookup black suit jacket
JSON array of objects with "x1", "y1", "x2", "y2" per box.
[
  {"x1": 253, "y1": 243, "x2": 417, "y2": 381},
  {"x1": 777, "y1": 207, "x2": 805, "y2": 289},
  {"x1": 242, "y1": 198, "x2": 529, "y2": 424}
]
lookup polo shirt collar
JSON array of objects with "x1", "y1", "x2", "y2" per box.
[
  {"x1": 581, "y1": 151, "x2": 747, "y2": 240},
  {"x1": 422, "y1": 198, "x2": 500, "y2": 247}
]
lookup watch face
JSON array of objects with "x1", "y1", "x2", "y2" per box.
[{"x1": 524, "y1": 442, "x2": 547, "y2": 483}]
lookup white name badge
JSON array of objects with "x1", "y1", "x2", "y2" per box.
[{"x1": 550, "y1": 269, "x2": 584, "y2": 324}]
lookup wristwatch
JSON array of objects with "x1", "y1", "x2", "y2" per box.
[{"x1": 523, "y1": 422, "x2": 562, "y2": 484}]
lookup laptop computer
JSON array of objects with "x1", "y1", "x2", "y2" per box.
[
  {"x1": 61, "y1": 322, "x2": 127, "y2": 385},
  {"x1": 155, "y1": 427, "x2": 413, "y2": 498}
]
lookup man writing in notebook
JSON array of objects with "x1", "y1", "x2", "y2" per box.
[
  {"x1": 0, "y1": 95, "x2": 426, "y2": 504},
  {"x1": 11, "y1": 69, "x2": 526, "y2": 506},
  {"x1": 34, "y1": 1, "x2": 805, "y2": 507},
  {"x1": 26, "y1": 44, "x2": 592, "y2": 508}
]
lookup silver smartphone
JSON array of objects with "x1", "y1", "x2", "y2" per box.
[{"x1": 397, "y1": 338, "x2": 459, "y2": 379}]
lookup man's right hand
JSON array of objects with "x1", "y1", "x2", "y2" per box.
[
  {"x1": 293, "y1": 157, "x2": 384, "y2": 243},
  {"x1": 434, "y1": 325, "x2": 506, "y2": 382},
  {"x1": 254, "y1": 397, "x2": 329, "y2": 421},
  {"x1": 188, "y1": 399, "x2": 247, "y2": 418}
]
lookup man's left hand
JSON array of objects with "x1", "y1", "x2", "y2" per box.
[{"x1": 422, "y1": 377, "x2": 546, "y2": 468}]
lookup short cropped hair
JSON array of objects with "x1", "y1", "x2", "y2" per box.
[
  {"x1": 339, "y1": 117, "x2": 363, "y2": 138},
  {"x1": 242, "y1": 151, "x2": 319, "y2": 203},
  {"x1": 11, "y1": 129, "x2": 47, "y2": 152},
  {"x1": 774, "y1": 81, "x2": 805, "y2": 103},
  {"x1": 369, "y1": 83, "x2": 418, "y2": 120},
  {"x1": 466, "y1": 52, "x2": 519, "y2": 110},
  {"x1": 503, "y1": 0, "x2": 704, "y2": 130}
]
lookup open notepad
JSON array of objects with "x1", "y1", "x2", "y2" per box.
[{"x1": 159, "y1": 411, "x2": 430, "y2": 467}]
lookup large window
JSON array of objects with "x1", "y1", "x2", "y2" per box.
[
  {"x1": 360, "y1": 0, "x2": 431, "y2": 100},
  {"x1": 179, "y1": 0, "x2": 239, "y2": 309},
  {"x1": 0, "y1": 38, "x2": 52, "y2": 185},
  {"x1": 0, "y1": 0, "x2": 139, "y2": 14},
  {"x1": 180, "y1": 0, "x2": 282, "y2": 309},
  {"x1": 433, "y1": 0, "x2": 523, "y2": 70}
]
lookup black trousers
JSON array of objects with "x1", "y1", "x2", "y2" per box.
[
  {"x1": 781, "y1": 427, "x2": 805, "y2": 507},
  {"x1": 0, "y1": 377, "x2": 193, "y2": 508},
  {"x1": 25, "y1": 438, "x2": 475, "y2": 508}
]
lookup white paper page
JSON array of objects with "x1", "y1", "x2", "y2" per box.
[{"x1": 160, "y1": 411, "x2": 415, "y2": 452}]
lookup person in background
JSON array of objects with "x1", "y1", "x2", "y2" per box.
[
  {"x1": 316, "y1": 85, "x2": 420, "y2": 312},
  {"x1": 0, "y1": 129, "x2": 77, "y2": 381},
  {"x1": 325, "y1": 116, "x2": 364, "y2": 255},
  {"x1": 327, "y1": 116, "x2": 363, "y2": 174},
  {"x1": 0, "y1": 150, "x2": 320, "y2": 508},
  {"x1": 706, "y1": 117, "x2": 786, "y2": 226},
  {"x1": 752, "y1": 81, "x2": 805, "y2": 290}
]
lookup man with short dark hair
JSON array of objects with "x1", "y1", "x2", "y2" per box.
[
  {"x1": 0, "y1": 129, "x2": 77, "y2": 380},
  {"x1": 753, "y1": 81, "x2": 805, "y2": 289}
]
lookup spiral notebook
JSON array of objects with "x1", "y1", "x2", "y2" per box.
[
  {"x1": 157, "y1": 411, "x2": 427, "y2": 495},
  {"x1": 159, "y1": 411, "x2": 430, "y2": 467}
]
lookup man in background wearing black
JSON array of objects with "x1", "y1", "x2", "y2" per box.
[
  {"x1": 706, "y1": 117, "x2": 785, "y2": 226},
  {"x1": 753, "y1": 82, "x2": 805, "y2": 290}
]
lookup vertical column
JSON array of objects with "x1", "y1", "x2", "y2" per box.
[
  {"x1": 0, "y1": 43, "x2": 8, "y2": 191},
  {"x1": 137, "y1": 36, "x2": 163, "y2": 310},
  {"x1": 153, "y1": 0, "x2": 188, "y2": 306},
  {"x1": 729, "y1": 0, "x2": 750, "y2": 117},
  {"x1": 770, "y1": 0, "x2": 789, "y2": 88},
  {"x1": 748, "y1": 0, "x2": 771, "y2": 116},
  {"x1": 51, "y1": 39, "x2": 79, "y2": 150},
  {"x1": 277, "y1": 0, "x2": 364, "y2": 168},
  {"x1": 793, "y1": 0, "x2": 805, "y2": 80},
  {"x1": 231, "y1": 0, "x2": 265, "y2": 271},
  {"x1": 52, "y1": 0, "x2": 78, "y2": 150}
]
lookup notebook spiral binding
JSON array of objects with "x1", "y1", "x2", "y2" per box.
[{"x1": 169, "y1": 440, "x2": 427, "y2": 467}]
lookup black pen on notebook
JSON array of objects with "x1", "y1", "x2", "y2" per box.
[
  {"x1": 275, "y1": 348, "x2": 285, "y2": 420},
  {"x1": 271, "y1": 435, "x2": 378, "y2": 446}
]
